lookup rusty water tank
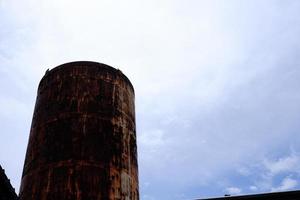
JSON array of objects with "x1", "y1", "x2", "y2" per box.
[{"x1": 19, "y1": 61, "x2": 139, "y2": 200}]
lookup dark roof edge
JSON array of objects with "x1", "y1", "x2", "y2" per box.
[
  {"x1": 197, "y1": 190, "x2": 300, "y2": 200},
  {"x1": 0, "y1": 165, "x2": 18, "y2": 199}
]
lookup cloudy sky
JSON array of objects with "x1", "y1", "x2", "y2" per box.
[{"x1": 1, "y1": 0, "x2": 300, "y2": 199}]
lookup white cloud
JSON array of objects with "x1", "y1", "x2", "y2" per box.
[
  {"x1": 271, "y1": 177, "x2": 298, "y2": 192},
  {"x1": 249, "y1": 186, "x2": 258, "y2": 191},
  {"x1": 225, "y1": 187, "x2": 241, "y2": 195},
  {"x1": 244, "y1": 152, "x2": 300, "y2": 193},
  {"x1": 0, "y1": 96, "x2": 30, "y2": 119},
  {"x1": 139, "y1": 129, "x2": 166, "y2": 148},
  {"x1": 264, "y1": 154, "x2": 300, "y2": 175},
  {"x1": 237, "y1": 167, "x2": 251, "y2": 176}
]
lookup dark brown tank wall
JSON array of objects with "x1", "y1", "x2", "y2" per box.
[{"x1": 19, "y1": 61, "x2": 139, "y2": 200}]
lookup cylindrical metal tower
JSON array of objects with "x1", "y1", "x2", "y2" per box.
[{"x1": 19, "y1": 61, "x2": 139, "y2": 200}]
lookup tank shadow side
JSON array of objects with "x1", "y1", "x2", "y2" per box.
[{"x1": 19, "y1": 61, "x2": 139, "y2": 200}]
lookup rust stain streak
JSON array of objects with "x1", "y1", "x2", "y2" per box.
[{"x1": 19, "y1": 61, "x2": 139, "y2": 200}]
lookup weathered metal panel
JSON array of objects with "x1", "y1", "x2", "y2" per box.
[{"x1": 19, "y1": 61, "x2": 139, "y2": 200}]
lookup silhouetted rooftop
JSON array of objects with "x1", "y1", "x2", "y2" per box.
[
  {"x1": 0, "y1": 165, "x2": 18, "y2": 200},
  {"x1": 199, "y1": 190, "x2": 300, "y2": 200}
]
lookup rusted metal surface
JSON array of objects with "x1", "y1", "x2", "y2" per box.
[{"x1": 19, "y1": 61, "x2": 139, "y2": 200}]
